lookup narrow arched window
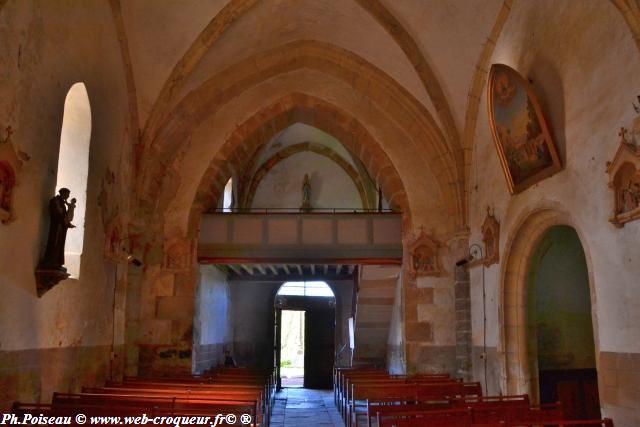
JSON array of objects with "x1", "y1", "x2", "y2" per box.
[
  {"x1": 56, "y1": 82, "x2": 91, "y2": 278},
  {"x1": 222, "y1": 177, "x2": 233, "y2": 212}
]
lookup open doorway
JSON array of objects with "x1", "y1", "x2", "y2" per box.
[
  {"x1": 280, "y1": 310, "x2": 305, "y2": 387},
  {"x1": 275, "y1": 281, "x2": 336, "y2": 389},
  {"x1": 527, "y1": 225, "x2": 600, "y2": 419}
]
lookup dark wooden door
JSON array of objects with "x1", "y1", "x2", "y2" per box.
[
  {"x1": 539, "y1": 369, "x2": 601, "y2": 419},
  {"x1": 274, "y1": 308, "x2": 282, "y2": 390},
  {"x1": 304, "y1": 307, "x2": 335, "y2": 389}
]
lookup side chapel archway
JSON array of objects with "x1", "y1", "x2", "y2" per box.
[{"x1": 499, "y1": 206, "x2": 601, "y2": 400}]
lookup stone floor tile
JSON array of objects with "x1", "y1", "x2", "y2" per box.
[{"x1": 271, "y1": 388, "x2": 345, "y2": 426}]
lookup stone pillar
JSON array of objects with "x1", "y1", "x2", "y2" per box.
[{"x1": 454, "y1": 264, "x2": 472, "y2": 380}]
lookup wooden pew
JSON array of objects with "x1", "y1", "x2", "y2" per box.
[
  {"x1": 334, "y1": 367, "x2": 383, "y2": 405},
  {"x1": 506, "y1": 420, "x2": 614, "y2": 426},
  {"x1": 117, "y1": 372, "x2": 275, "y2": 419},
  {"x1": 376, "y1": 407, "x2": 475, "y2": 427},
  {"x1": 366, "y1": 395, "x2": 561, "y2": 427},
  {"x1": 364, "y1": 395, "x2": 520, "y2": 427},
  {"x1": 344, "y1": 377, "x2": 468, "y2": 426},
  {"x1": 339, "y1": 371, "x2": 391, "y2": 406},
  {"x1": 51, "y1": 392, "x2": 259, "y2": 425},
  {"x1": 350, "y1": 381, "x2": 484, "y2": 427},
  {"x1": 338, "y1": 373, "x2": 395, "y2": 416},
  {"x1": 112, "y1": 379, "x2": 273, "y2": 413},
  {"x1": 341, "y1": 374, "x2": 458, "y2": 419},
  {"x1": 471, "y1": 402, "x2": 563, "y2": 424},
  {"x1": 366, "y1": 397, "x2": 452, "y2": 427},
  {"x1": 345, "y1": 379, "x2": 410, "y2": 422},
  {"x1": 374, "y1": 403, "x2": 613, "y2": 427},
  {"x1": 83, "y1": 386, "x2": 265, "y2": 417},
  {"x1": 349, "y1": 383, "x2": 422, "y2": 427},
  {"x1": 13, "y1": 369, "x2": 275, "y2": 427},
  {"x1": 13, "y1": 400, "x2": 252, "y2": 426},
  {"x1": 11, "y1": 403, "x2": 53, "y2": 417}
]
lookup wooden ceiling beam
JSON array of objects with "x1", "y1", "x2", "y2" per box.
[{"x1": 228, "y1": 265, "x2": 243, "y2": 275}]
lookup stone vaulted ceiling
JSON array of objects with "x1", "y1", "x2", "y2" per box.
[
  {"x1": 114, "y1": 0, "x2": 513, "y2": 238},
  {"x1": 120, "y1": 0, "x2": 503, "y2": 140}
]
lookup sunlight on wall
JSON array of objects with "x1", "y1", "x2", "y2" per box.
[{"x1": 223, "y1": 178, "x2": 233, "y2": 212}]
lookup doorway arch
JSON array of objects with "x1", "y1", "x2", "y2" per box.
[
  {"x1": 274, "y1": 281, "x2": 337, "y2": 389},
  {"x1": 499, "y1": 207, "x2": 601, "y2": 405}
]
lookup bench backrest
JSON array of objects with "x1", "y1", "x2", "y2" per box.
[
  {"x1": 376, "y1": 408, "x2": 473, "y2": 427},
  {"x1": 352, "y1": 383, "x2": 418, "y2": 400}
]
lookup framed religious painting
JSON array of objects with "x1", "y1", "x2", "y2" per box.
[
  {"x1": 407, "y1": 230, "x2": 442, "y2": 278},
  {"x1": 487, "y1": 64, "x2": 562, "y2": 194},
  {"x1": 606, "y1": 126, "x2": 640, "y2": 227}
]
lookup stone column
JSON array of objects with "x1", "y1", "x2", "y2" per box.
[{"x1": 454, "y1": 264, "x2": 472, "y2": 381}]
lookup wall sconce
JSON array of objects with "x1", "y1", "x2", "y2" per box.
[{"x1": 455, "y1": 243, "x2": 483, "y2": 267}]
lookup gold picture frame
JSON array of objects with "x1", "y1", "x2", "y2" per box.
[{"x1": 487, "y1": 64, "x2": 562, "y2": 194}]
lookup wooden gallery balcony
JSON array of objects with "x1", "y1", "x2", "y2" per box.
[{"x1": 198, "y1": 209, "x2": 402, "y2": 264}]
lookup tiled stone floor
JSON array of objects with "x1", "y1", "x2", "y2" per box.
[{"x1": 270, "y1": 388, "x2": 345, "y2": 427}]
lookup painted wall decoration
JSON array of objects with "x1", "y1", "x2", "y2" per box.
[
  {"x1": 487, "y1": 64, "x2": 562, "y2": 194},
  {"x1": 164, "y1": 238, "x2": 196, "y2": 273},
  {"x1": 0, "y1": 126, "x2": 22, "y2": 223},
  {"x1": 606, "y1": 122, "x2": 640, "y2": 227},
  {"x1": 407, "y1": 229, "x2": 441, "y2": 278},
  {"x1": 481, "y1": 207, "x2": 500, "y2": 267}
]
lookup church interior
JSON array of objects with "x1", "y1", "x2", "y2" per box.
[{"x1": 1, "y1": 0, "x2": 639, "y2": 426}]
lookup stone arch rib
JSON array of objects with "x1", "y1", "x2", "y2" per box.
[
  {"x1": 141, "y1": 0, "x2": 260, "y2": 151},
  {"x1": 499, "y1": 206, "x2": 599, "y2": 399},
  {"x1": 141, "y1": 40, "x2": 464, "y2": 231},
  {"x1": 354, "y1": 0, "x2": 461, "y2": 153},
  {"x1": 462, "y1": 0, "x2": 513, "y2": 225},
  {"x1": 141, "y1": 0, "x2": 462, "y2": 169},
  {"x1": 611, "y1": 0, "x2": 640, "y2": 51},
  {"x1": 186, "y1": 93, "x2": 411, "y2": 236},
  {"x1": 108, "y1": 0, "x2": 141, "y2": 175}
]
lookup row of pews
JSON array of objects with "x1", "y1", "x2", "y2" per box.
[
  {"x1": 334, "y1": 367, "x2": 614, "y2": 427},
  {"x1": 12, "y1": 367, "x2": 275, "y2": 426}
]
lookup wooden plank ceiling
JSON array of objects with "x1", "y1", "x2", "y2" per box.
[{"x1": 220, "y1": 263, "x2": 356, "y2": 281}]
